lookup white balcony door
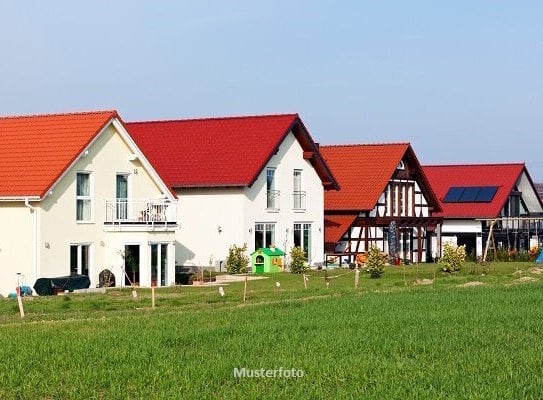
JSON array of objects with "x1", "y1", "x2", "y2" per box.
[{"x1": 116, "y1": 174, "x2": 129, "y2": 220}]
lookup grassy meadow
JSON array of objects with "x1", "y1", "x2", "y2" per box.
[{"x1": 1, "y1": 262, "x2": 543, "y2": 399}]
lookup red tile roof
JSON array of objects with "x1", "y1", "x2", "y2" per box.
[
  {"x1": 423, "y1": 163, "x2": 525, "y2": 218},
  {"x1": 0, "y1": 110, "x2": 118, "y2": 198},
  {"x1": 126, "y1": 114, "x2": 338, "y2": 190},
  {"x1": 324, "y1": 214, "x2": 358, "y2": 245},
  {"x1": 321, "y1": 143, "x2": 412, "y2": 211}
]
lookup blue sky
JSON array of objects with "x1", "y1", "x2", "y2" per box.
[{"x1": 1, "y1": 1, "x2": 542, "y2": 180}]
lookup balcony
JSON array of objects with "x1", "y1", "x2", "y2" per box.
[
  {"x1": 104, "y1": 199, "x2": 177, "y2": 228},
  {"x1": 266, "y1": 190, "x2": 280, "y2": 210},
  {"x1": 293, "y1": 191, "x2": 306, "y2": 210}
]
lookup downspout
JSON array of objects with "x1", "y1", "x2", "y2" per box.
[{"x1": 24, "y1": 198, "x2": 38, "y2": 287}]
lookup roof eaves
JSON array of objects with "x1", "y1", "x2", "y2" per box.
[{"x1": 0, "y1": 195, "x2": 42, "y2": 202}]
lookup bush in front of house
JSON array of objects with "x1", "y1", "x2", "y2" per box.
[
  {"x1": 440, "y1": 242, "x2": 466, "y2": 272},
  {"x1": 226, "y1": 243, "x2": 249, "y2": 274},
  {"x1": 290, "y1": 246, "x2": 309, "y2": 274},
  {"x1": 366, "y1": 245, "x2": 386, "y2": 279}
]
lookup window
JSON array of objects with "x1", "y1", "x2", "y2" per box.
[
  {"x1": 293, "y1": 170, "x2": 305, "y2": 209},
  {"x1": 294, "y1": 223, "x2": 312, "y2": 261},
  {"x1": 151, "y1": 243, "x2": 168, "y2": 286},
  {"x1": 255, "y1": 223, "x2": 275, "y2": 250},
  {"x1": 70, "y1": 244, "x2": 90, "y2": 275},
  {"x1": 76, "y1": 172, "x2": 92, "y2": 221},
  {"x1": 266, "y1": 168, "x2": 279, "y2": 209},
  {"x1": 507, "y1": 192, "x2": 521, "y2": 217}
]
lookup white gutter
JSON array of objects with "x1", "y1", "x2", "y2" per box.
[{"x1": 24, "y1": 198, "x2": 38, "y2": 288}]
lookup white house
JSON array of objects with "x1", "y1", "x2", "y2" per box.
[
  {"x1": 0, "y1": 111, "x2": 177, "y2": 296},
  {"x1": 126, "y1": 114, "x2": 339, "y2": 272}
]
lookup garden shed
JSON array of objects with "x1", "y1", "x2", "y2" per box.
[{"x1": 251, "y1": 247, "x2": 285, "y2": 273}]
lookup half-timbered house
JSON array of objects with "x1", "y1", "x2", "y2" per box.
[{"x1": 321, "y1": 143, "x2": 442, "y2": 265}]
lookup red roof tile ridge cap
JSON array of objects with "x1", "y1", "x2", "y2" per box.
[
  {"x1": 0, "y1": 109, "x2": 118, "y2": 120},
  {"x1": 320, "y1": 142, "x2": 410, "y2": 148},
  {"x1": 127, "y1": 112, "x2": 299, "y2": 125},
  {"x1": 423, "y1": 162, "x2": 525, "y2": 168}
]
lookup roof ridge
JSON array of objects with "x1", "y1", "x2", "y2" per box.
[
  {"x1": 423, "y1": 162, "x2": 525, "y2": 168},
  {"x1": 0, "y1": 109, "x2": 118, "y2": 120},
  {"x1": 320, "y1": 142, "x2": 410, "y2": 148},
  {"x1": 126, "y1": 112, "x2": 299, "y2": 125}
]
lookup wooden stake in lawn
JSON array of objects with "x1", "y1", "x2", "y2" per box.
[
  {"x1": 324, "y1": 270, "x2": 330, "y2": 288},
  {"x1": 355, "y1": 268, "x2": 360, "y2": 289},
  {"x1": 303, "y1": 274, "x2": 308, "y2": 289},
  {"x1": 16, "y1": 286, "x2": 25, "y2": 319},
  {"x1": 121, "y1": 265, "x2": 138, "y2": 298},
  {"x1": 243, "y1": 275, "x2": 248, "y2": 302},
  {"x1": 151, "y1": 285, "x2": 155, "y2": 309}
]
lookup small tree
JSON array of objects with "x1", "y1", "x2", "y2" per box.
[
  {"x1": 226, "y1": 243, "x2": 249, "y2": 274},
  {"x1": 366, "y1": 246, "x2": 386, "y2": 279},
  {"x1": 290, "y1": 246, "x2": 309, "y2": 274},
  {"x1": 440, "y1": 242, "x2": 466, "y2": 273}
]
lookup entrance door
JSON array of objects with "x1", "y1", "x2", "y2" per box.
[
  {"x1": 124, "y1": 244, "x2": 140, "y2": 286},
  {"x1": 151, "y1": 244, "x2": 168, "y2": 287},
  {"x1": 116, "y1": 174, "x2": 128, "y2": 220}
]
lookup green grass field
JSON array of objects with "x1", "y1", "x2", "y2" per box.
[{"x1": 1, "y1": 262, "x2": 543, "y2": 399}]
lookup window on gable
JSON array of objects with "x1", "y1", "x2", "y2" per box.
[
  {"x1": 266, "y1": 168, "x2": 279, "y2": 209},
  {"x1": 76, "y1": 172, "x2": 92, "y2": 221},
  {"x1": 293, "y1": 169, "x2": 305, "y2": 210}
]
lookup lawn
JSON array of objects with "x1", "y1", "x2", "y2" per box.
[{"x1": 1, "y1": 262, "x2": 543, "y2": 399}]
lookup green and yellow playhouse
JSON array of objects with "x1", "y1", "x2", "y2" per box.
[{"x1": 251, "y1": 247, "x2": 285, "y2": 273}]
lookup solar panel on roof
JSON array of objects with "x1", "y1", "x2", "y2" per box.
[
  {"x1": 459, "y1": 187, "x2": 480, "y2": 201},
  {"x1": 443, "y1": 186, "x2": 499, "y2": 203},
  {"x1": 475, "y1": 186, "x2": 498, "y2": 202},
  {"x1": 443, "y1": 187, "x2": 464, "y2": 202}
]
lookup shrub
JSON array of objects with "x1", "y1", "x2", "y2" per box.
[
  {"x1": 225, "y1": 243, "x2": 249, "y2": 274},
  {"x1": 366, "y1": 246, "x2": 386, "y2": 279},
  {"x1": 440, "y1": 242, "x2": 466, "y2": 272},
  {"x1": 290, "y1": 246, "x2": 309, "y2": 274}
]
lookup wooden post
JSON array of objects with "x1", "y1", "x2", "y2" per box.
[
  {"x1": 243, "y1": 275, "x2": 248, "y2": 302},
  {"x1": 151, "y1": 286, "x2": 155, "y2": 309},
  {"x1": 355, "y1": 268, "x2": 360, "y2": 289},
  {"x1": 16, "y1": 287, "x2": 25, "y2": 319},
  {"x1": 303, "y1": 274, "x2": 307, "y2": 289},
  {"x1": 483, "y1": 219, "x2": 497, "y2": 262}
]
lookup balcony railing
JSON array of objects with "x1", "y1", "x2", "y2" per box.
[
  {"x1": 293, "y1": 191, "x2": 306, "y2": 210},
  {"x1": 105, "y1": 199, "x2": 177, "y2": 225},
  {"x1": 266, "y1": 190, "x2": 280, "y2": 210}
]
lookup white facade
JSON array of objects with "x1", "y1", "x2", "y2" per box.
[
  {"x1": 175, "y1": 131, "x2": 325, "y2": 270},
  {"x1": 0, "y1": 121, "x2": 176, "y2": 297}
]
